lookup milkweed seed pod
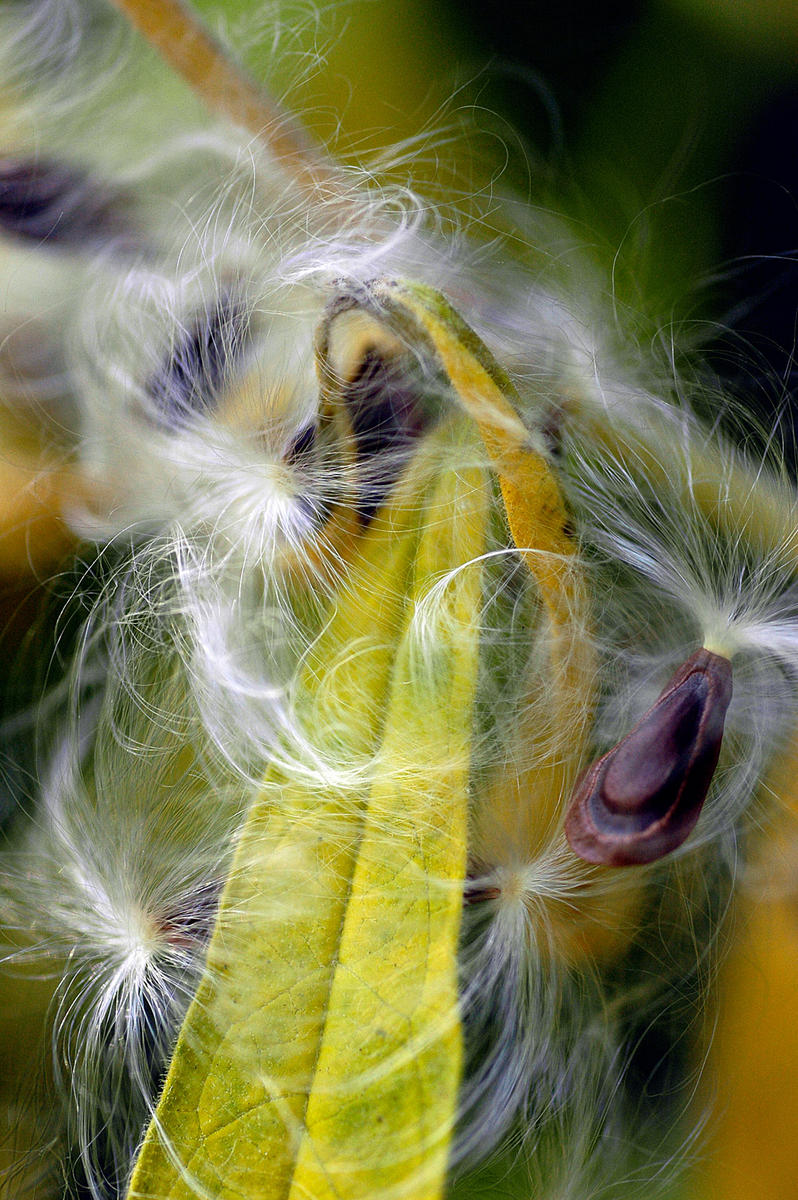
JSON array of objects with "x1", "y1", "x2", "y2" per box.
[{"x1": 1, "y1": 3, "x2": 798, "y2": 1200}]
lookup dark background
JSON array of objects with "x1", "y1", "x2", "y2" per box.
[
  {"x1": 448, "y1": 0, "x2": 798, "y2": 426},
  {"x1": 267, "y1": 0, "x2": 798, "y2": 442}
]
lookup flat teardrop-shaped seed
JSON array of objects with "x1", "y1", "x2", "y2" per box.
[{"x1": 565, "y1": 649, "x2": 733, "y2": 866}]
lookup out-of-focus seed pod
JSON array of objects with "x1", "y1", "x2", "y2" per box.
[
  {"x1": 0, "y1": 157, "x2": 133, "y2": 250},
  {"x1": 565, "y1": 649, "x2": 733, "y2": 866}
]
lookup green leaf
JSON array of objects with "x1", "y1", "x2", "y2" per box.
[{"x1": 126, "y1": 428, "x2": 487, "y2": 1198}]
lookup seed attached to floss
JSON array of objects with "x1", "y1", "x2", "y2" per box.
[{"x1": 565, "y1": 649, "x2": 733, "y2": 866}]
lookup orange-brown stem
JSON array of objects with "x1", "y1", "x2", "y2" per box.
[{"x1": 108, "y1": 0, "x2": 331, "y2": 185}]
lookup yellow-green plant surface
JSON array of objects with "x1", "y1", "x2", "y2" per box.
[{"x1": 127, "y1": 430, "x2": 487, "y2": 1196}]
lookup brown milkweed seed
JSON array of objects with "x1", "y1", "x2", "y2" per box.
[{"x1": 565, "y1": 649, "x2": 733, "y2": 866}]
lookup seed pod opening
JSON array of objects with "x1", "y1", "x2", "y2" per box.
[{"x1": 565, "y1": 649, "x2": 733, "y2": 866}]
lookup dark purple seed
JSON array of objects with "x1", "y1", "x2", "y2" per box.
[
  {"x1": 286, "y1": 422, "x2": 318, "y2": 462},
  {"x1": 343, "y1": 347, "x2": 435, "y2": 521},
  {"x1": 463, "y1": 879, "x2": 502, "y2": 904},
  {"x1": 159, "y1": 880, "x2": 223, "y2": 949},
  {"x1": 0, "y1": 156, "x2": 133, "y2": 249},
  {"x1": 148, "y1": 293, "x2": 250, "y2": 426},
  {"x1": 564, "y1": 648, "x2": 733, "y2": 866}
]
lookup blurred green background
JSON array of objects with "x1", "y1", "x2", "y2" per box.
[
  {"x1": 203, "y1": 0, "x2": 798, "y2": 266},
  {"x1": 200, "y1": 0, "x2": 798, "y2": 438}
]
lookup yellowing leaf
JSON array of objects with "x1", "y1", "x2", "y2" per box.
[
  {"x1": 287, "y1": 465, "x2": 486, "y2": 1200},
  {"x1": 368, "y1": 280, "x2": 594, "y2": 851},
  {"x1": 126, "y1": 420, "x2": 487, "y2": 1198}
]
